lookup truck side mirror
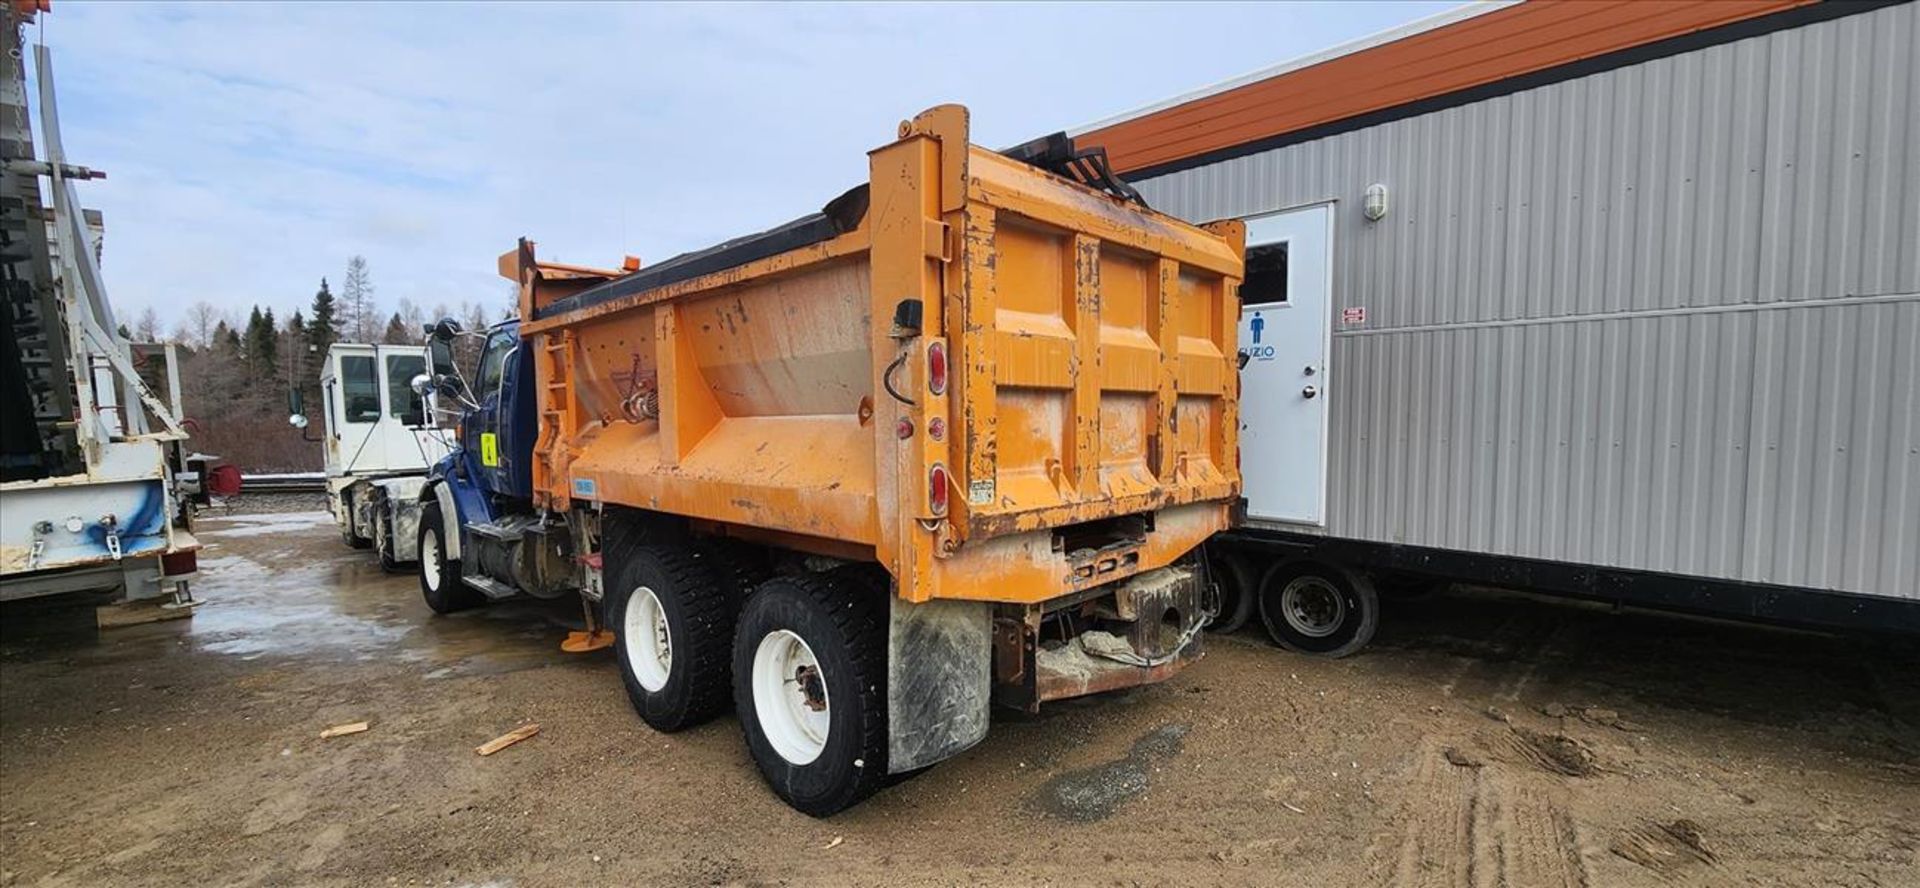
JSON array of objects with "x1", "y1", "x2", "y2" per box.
[
  {"x1": 287, "y1": 388, "x2": 321, "y2": 441},
  {"x1": 428, "y1": 334, "x2": 459, "y2": 380}
]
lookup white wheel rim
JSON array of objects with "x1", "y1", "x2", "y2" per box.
[
  {"x1": 752, "y1": 629, "x2": 829, "y2": 765},
  {"x1": 623, "y1": 586, "x2": 672, "y2": 692},
  {"x1": 421, "y1": 530, "x2": 441, "y2": 590}
]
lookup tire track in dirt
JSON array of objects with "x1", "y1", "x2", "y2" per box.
[
  {"x1": 1609, "y1": 819, "x2": 1718, "y2": 881},
  {"x1": 1386, "y1": 740, "x2": 1592, "y2": 888}
]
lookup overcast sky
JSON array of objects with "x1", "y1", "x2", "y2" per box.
[{"x1": 35, "y1": 0, "x2": 1460, "y2": 331}]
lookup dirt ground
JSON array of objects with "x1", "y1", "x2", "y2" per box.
[{"x1": 2, "y1": 505, "x2": 1916, "y2": 887}]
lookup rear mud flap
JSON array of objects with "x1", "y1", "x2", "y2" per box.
[{"x1": 887, "y1": 598, "x2": 991, "y2": 774}]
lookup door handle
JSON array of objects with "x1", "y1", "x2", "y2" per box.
[{"x1": 1302, "y1": 385, "x2": 1318, "y2": 399}]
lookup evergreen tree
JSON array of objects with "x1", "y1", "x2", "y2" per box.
[
  {"x1": 284, "y1": 309, "x2": 311, "y2": 405},
  {"x1": 214, "y1": 320, "x2": 240, "y2": 353},
  {"x1": 255, "y1": 307, "x2": 278, "y2": 369},
  {"x1": 381, "y1": 312, "x2": 410, "y2": 345},
  {"x1": 243, "y1": 306, "x2": 265, "y2": 360},
  {"x1": 309, "y1": 278, "x2": 339, "y2": 352}
]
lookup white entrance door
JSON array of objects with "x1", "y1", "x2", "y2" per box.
[{"x1": 1237, "y1": 204, "x2": 1333, "y2": 525}]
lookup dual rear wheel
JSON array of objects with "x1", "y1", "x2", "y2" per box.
[
  {"x1": 604, "y1": 544, "x2": 888, "y2": 817},
  {"x1": 1208, "y1": 548, "x2": 1380, "y2": 658}
]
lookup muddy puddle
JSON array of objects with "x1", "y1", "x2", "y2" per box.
[
  {"x1": 3, "y1": 510, "x2": 583, "y2": 679},
  {"x1": 1033, "y1": 722, "x2": 1190, "y2": 822}
]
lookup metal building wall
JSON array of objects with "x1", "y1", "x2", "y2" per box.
[{"x1": 1138, "y1": 2, "x2": 1919, "y2": 599}]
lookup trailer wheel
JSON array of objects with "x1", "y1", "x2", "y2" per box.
[
  {"x1": 1205, "y1": 546, "x2": 1259, "y2": 634},
  {"x1": 605, "y1": 544, "x2": 733, "y2": 732},
  {"x1": 1257, "y1": 561, "x2": 1378, "y2": 658},
  {"x1": 418, "y1": 501, "x2": 481, "y2": 613},
  {"x1": 733, "y1": 572, "x2": 888, "y2": 817}
]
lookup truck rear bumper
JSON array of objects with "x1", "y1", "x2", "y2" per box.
[
  {"x1": 991, "y1": 562, "x2": 1209, "y2": 712},
  {"x1": 1034, "y1": 634, "x2": 1204, "y2": 703}
]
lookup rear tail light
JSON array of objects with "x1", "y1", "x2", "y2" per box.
[
  {"x1": 926, "y1": 341, "x2": 948, "y2": 396},
  {"x1": 161, "y1": 550, "x2": 197, "y2": 578},
  {"x1": 928, "y1": 463, "x2": 950, "y2": 516}
]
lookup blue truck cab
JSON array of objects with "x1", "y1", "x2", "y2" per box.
[{"x1": 416, "y1": 319, "x2": 568, "y2": 612}]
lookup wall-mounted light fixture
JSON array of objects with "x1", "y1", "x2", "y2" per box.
[{"x1": 1363, "y1": 183, "x2": 1389, "y2": 222}]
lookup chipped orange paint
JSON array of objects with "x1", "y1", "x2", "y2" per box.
[{"x1": 507, "y1": 105, "x2": 1243, "y2": 606}]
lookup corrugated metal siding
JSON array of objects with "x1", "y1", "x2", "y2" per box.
[{"x1": 1139, "y1": 2, "x2": 1920, "y2": 599}]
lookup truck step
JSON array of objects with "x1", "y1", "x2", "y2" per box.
[
  {"x1": 461, "y1": 575, "x2": 520, "y2": 601},
  {"x1": 465, "y1": 521, "x2": 525, "y2": 542}
]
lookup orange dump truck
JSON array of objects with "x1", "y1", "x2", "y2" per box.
[{"x1": 423, "y1": 105, "x2": 1243, "y2": 814}]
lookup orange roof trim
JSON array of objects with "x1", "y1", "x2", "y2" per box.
[{"x1": 1078, "y1": 0, "x2": 1817, "y2": 176}]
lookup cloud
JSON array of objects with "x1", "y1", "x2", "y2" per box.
[{"x1": 36, "y1": 0, "x2": 1462, "y2": 328}]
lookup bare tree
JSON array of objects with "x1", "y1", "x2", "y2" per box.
[
  {"x1": 174, "y1": 300, "x2": 224, "y2": 349},
  {"x1": 341, "y1": 255, "x2": 377, "y2": 342},
  {"x1": 394, "y1": 298, "x2": 427, "y2": 344},
  {"x1": 133, "y1": 306, "x2": 161, "y2": 342}
]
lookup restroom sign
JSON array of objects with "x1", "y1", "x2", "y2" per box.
[{"x1": 1341, "y1": 306, "x2": 1368, "y2": 325}]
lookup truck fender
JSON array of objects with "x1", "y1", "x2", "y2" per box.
[
  {"x1": 886, "y1": 597, "x2": 992, "y2": 773},
  {"x1": 425, "y1": 481, "x2": 462, "y2": 562}
]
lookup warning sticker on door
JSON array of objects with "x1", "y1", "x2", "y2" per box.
[
  {"x1": 480, "y1": 432, "x2": 500, "y2": 467},
  {"x1": 1341, "y1": 307, "x2": 1368, "y2": 325}
]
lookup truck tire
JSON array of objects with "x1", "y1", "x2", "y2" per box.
[
  {"x1": 418, "y1": 501, "x2": 481, "y2": 613},
  {"x1": 340, "y1": 490, "x2": 371, "y2": 549},
  {"x1": 375, "y1": 509, "x2": 404, "y2": 574},
  {"x1": 694, "y1": 538, "x2": 770, "y2": 609},
  {"x1": 605, "y1": 544, "x2": 734, "y2": 732},
  {"x1": 1257, "y1": 560, "x2": 1378, "y2": 658},
  {"x1": 1205, "y1": 546, "x2": 1258, "y2": 634},
  {"x1": 732, "y1": 572, "x2": 888, "y2": 817}
]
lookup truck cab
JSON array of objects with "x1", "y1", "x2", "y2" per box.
[
  {"x1": 414, "y1": 319, "x2": 566, "y2": 609},
  {"x1": 301, "y1": 342, "x2": 449, "y2": 570},
  {"x1": 446, "y1": 321, "x2": 537, "y2": 506}
]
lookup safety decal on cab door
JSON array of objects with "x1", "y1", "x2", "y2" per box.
[{"x1": 480, "y1": 432, "x2": 500, "y2": 467}]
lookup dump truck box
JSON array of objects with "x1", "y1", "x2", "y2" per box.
[
  {"x1": 477, "y1": 105, "x2": 1241, "y2": 811},
  {"x1": 516, "y1": 105, "x2": 1242, "y2": 606}
]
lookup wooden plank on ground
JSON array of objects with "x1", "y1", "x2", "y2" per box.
[
  {"x1": 320, "y1": 721, "x2": 369, "y2": 739},
  {"x1": 476, "y1": 723, "x2": 539, "y2": 756}
]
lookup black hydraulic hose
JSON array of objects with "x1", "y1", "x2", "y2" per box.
[{"x1": 882, "y1": 351, "x2": 915, "y2": 406}]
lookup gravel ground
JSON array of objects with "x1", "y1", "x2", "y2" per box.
[{"x1": 1, "y1": 506, "x2": 1915, "y2": 887}]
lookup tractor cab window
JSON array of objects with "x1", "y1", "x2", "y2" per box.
[
  {"x1": 386, "y1": 354, "x2": 426, "y2": 426},
  {"x1": 474, "y1": 332, "x2": 512, "y2": 396},
  {"x1": 340, "y1": 355, "x2": 381, "y2": 423}
]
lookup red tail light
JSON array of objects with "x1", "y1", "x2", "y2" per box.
[
  {"x1": 928, "y1": 463, "x2": 950, "y2": 516},
  {"x1": 926, "y1": 341, "x2": 948, "y2": 396},
  {"x1": 161, "y1": 550, "x2": 197, "y2": 578}
]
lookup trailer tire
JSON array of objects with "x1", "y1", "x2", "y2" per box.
[
  {"x1": 733, "y1": 572, "x2": 888, "y2": 817},
  {"x1": 605, "y1": 543, "x2": 734, "y2": 732},
  {"x1": 418, "y1": 501, "x2": 481, "y2": 614},
  {"x1": 1257, "y1": 561, "x2": 1378, "y2": 658},
  {"x1": 1206, "y1": 546, "x2": 1259, "y2": 634}
]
